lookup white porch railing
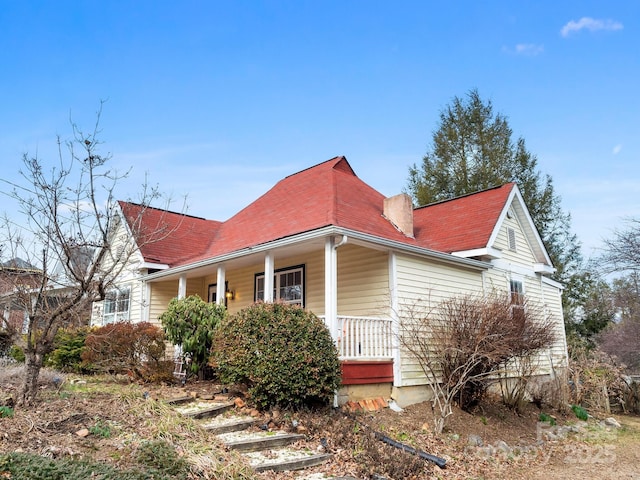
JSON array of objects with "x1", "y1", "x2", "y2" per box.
[{"x1": 332, "y1": 315, "x2": 394, "y2": 360}]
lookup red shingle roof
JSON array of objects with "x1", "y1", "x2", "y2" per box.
[
  {"x1": 118, "y1": 202, "x2": 221, "y2": 266},
  {"x1": 413, "y1": 183, "x2": 515, "y2": 253},
  {"x1": 119, "y1": 157, "x2": 514, "y2": 267}
]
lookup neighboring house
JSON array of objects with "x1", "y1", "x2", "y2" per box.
[
  {"x1": 0, "y1": 258, "x2": 42, "y2": 332},
  {"x1": 1, "y1": 253, "x2": 93, "y2": 334},
  {"x1": 92, "y1": 156, "x2": 568, "y2": 407}
]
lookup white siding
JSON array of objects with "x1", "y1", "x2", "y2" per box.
[
  {"x1": 148, "y1": 280, "x2": 179, "y2": 327},
  {"x1": 337, "y1": 244, "x2": 389, "y2": 317},
  {"x1": 90, "y1": 218, "x2": 146, "y2": 326},
  {"x1": 483, "y1": 213, "x2": 568, "y2": 375},
  {"x1": 494, "y1": 216, "x2": 537, "y2": 267},
  {"x1": 395, "y1": 254, "x2": 484, "y2": 387}
]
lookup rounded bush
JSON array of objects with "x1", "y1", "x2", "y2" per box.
[
  {"x1": 213, "y1": 302, "x2": 341, "y2": 410},
  {"x1": 81, "y1": 322, "x2": 168, "y2": 381},
  {"x1": 9, "y1": 344, "x2": 25, "y2": 363},
  {"x1": 159, "y1": 295, "x2": 226, "y2": 379},
  {"x1": 46, "y1": 327, "x2": 91, "y2": 373}
]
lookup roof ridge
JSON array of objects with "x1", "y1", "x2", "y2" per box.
[
  {"x1": 415, "y1": 183, "x2": 514, "y2": 210},
  {"x1": 118, "y1": 200, "x2": 213, "y2": 221},
  {"x1": 284, "y1": 155, "x2": 347, "y2": 179}
]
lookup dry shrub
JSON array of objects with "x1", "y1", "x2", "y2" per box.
[
  {"x1": 527, "y1": 367, "x2": 570, "y2": 413},
  {"x1": 568, "y1": 346, "x2": 629, "y2": 414},
  {"x1": 398, "y1": 293, "x2": 556, "y2": 433},
  {"x1": 82, "y1": 322, "x2": 169, "y2": 381},
  {"x1": 0, "y1": 364, "x2": 65, "y2": 391},
  {"x1": 597, "y1": 317, "x2": 640, "y2": 373}
]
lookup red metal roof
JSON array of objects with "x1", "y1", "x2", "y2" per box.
[{"x1": 119, "y1": 157, "x2": 514, "y2": 267}]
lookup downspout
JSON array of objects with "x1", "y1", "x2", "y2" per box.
[
  {"x1": 331, "y1": 235, "x2": 348, "y2": 340},
  {"x1": 334, "y1": 234, "x2": 348, "y2": 250}
]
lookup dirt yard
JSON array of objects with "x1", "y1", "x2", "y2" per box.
[{"x1": 1, "y1": 371, "x2": 639, "y2": 479}]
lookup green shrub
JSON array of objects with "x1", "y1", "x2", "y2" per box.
[
  {"x1": 160, "y1": 295, "x2": 226, "y2": 379},
  {"x1": 213, "y1": 302, "x2": 341, "y2": 409},
  {"x1": 46, "y1": 327, "x2": 91, "y2": 373},
  {"x1": 89, "y1": 419, "x2": 112, "y2": 438},
  {"x1": 136, "y1": 439, "x2": 189, "y2": 479},
  {"x1": 81, "y1": 322, "x2": 168, "y2": 381},
  {"x1": 538, "y1": 412, "x2": 556, "y2": 425},
  {"x1": 0, "y1": 406, "x2": 14, "y2": 418},
  {"x1": 0, "y1": 328, "x2": 16, "y2": 357},
  {"x1": 571, "y1": 404, "x2": 589, "y2": 421},
  {"x1": 9, "y1": 345, "x2": 24, "y2": 363},
  {"x1": 0, "y1": 452, "x2": 178, "y2": 480}
]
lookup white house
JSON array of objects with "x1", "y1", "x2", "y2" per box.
[{"x1": 92, "y1": 156, "x2": 568, "y2": 406}]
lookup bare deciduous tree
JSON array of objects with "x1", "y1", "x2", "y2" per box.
[
  {"x1": 0, "y1": 106, "x2": 179, "y2": 405},
  {"x1": 397, "y1": 293, "x2": 556, "y2": 434},
  {"x1": 600, "y1": 218, "x2": 640, "y2": 274}
]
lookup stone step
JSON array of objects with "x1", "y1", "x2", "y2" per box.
[
  {"x1": 199, "y1": 416, "x2": 257, "y2": 434},
  {"x1": 173, "y1": 400, "x2": 235, "y2": 419},
  {"x1": 163, "y1": 395, "x2": 195, "y2": 405},
  {"x1": 245, "y1": 448, "x2": 332, "y2": 472},
  {"x1": 168, "y1": 396, "x2": 333, "y2": 474},
  {"x1": 217, "y1": 430, "x2": 306, "y2": 452}
]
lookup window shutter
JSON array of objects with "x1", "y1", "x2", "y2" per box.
[{"x1": 507, "y1": 227, "x2": 517, "y2": 251}]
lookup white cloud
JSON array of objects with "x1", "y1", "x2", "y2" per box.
[
  {"x1": 561, "y1": 17, "x2": 623, "y2": 37},
  {"x1": 613, "y1": 144, "x2": 622, "y2": 155},
  {"x1": 515, "y1": 43, "x2": 544, "y2": 56},
  {"x1": 501, "y1": 44, "x2": 544, "y2": 56}
]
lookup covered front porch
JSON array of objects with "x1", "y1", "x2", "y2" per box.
[{"x1": 142, "y1": 232, "x2": 396, "y2": 390}]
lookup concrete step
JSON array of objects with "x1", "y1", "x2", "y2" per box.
[
  {"x1": 173, "y1": 400, "x2": 235, "y2": 419},
  {"x1": 199, "y1": 415, "x2": 257, "y2": 434},
  {"x1": 217, "y1": 430, "x2": 305, "y2": 452},
  {"x1": 245, "y1": 448, "x2": 332, "y2": 472},
  {"x1": 168, "y1": 396, "x2": 333, "y2": 473}
]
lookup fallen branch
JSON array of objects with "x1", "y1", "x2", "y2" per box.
[{"x1": 374, "y1": 432, "x2": 447, "y2": 469}]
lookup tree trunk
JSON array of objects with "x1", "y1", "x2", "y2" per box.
[{"x1": 18, "y1": 349, "x2": 45, "y2": 406}]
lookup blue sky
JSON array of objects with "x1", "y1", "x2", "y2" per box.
[{"x1": 1, "y1": 1, "x2": 638, "y2": 260}]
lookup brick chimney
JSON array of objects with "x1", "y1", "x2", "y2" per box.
[{"x1": 383, "y1": 193, "x2": 414, "y2": 238}]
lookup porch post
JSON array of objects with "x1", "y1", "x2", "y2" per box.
[
  {"x1": 389, "y1": 252, "x2": 401, "y2": 386},
  {"x1": 142, "y1": 282, "x2": 151, "y2": 322},
  {"x1": 216, "y1": 266, "x2": 226, "y2": 305},
  {"x1": 178, "y1": 274, "x2": 187, "y2": 299},
  {"x1": 324, "y1": 237, "x2": 338, "y2": 342},
  {"x1": 264, "y1": 252, "x2": 274, "y2": 302}
]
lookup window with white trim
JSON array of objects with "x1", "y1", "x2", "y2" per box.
[
  {"x1": 103, "y1": 287, "x2": 131, "y2": 324},
  {"x1": 509, "y1": 277, "x2": 525, "y2": 328},
  {"x1": 255, "y1": 265, "x2": 304, "y2": 306}
]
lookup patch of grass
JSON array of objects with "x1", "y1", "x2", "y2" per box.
[
  {"x1": 0, "y1": 452, "x2": 176, "y2": 480},
  {"x1": 136, "y1": 439, "x2": 190, "y2": 479},
  {"x1": 538, "y1": 412, "x2": 556, "y2": 426},
  {"x1": 571, "y1": 404, "x2": 589, "y2": 421},
  {"x1": 0, "y1": 406, "x2": 14, "y2": 418},
  {"x1": 89, "y1": 419, "x2": 112, "y2": 438},
  {"x1": 0, "y1": 407, "x2": 13, "y2": 419}
]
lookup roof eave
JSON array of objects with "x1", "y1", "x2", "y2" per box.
[
  {"x1": 451, "y1": 247, "x2": 502, "y2": 260},
  {"x1": 143, "y1": 226, "x2": 491, "y2": 282},
  {"x1": 534, "y1": 263, "x2": 556, "y2": 275}
]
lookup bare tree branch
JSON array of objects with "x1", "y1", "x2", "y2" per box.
[{"x1": 0, "y1": 105, "x2": 183, "y2": 405}]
